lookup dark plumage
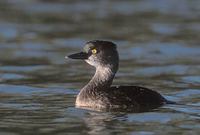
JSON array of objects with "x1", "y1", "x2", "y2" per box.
[{"x1": 67, "y1": 40, "x2": 174, "y2": 112}]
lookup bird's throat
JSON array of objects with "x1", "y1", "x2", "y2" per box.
[{"x1": 83, "y1": 66, "x2": 116, "y2": 91}]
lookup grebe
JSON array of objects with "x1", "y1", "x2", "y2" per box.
[{"x1": 67, "y1": 40, "x2": 174, "y2": 112}]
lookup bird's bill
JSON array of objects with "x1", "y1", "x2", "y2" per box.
[{"x1": 66, "y1": 52, "x2": 88, "y2": 60}]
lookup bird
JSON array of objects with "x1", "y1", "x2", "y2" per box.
[{"x1": 66, "y1": 40, "x2": 174, "y2": 112}]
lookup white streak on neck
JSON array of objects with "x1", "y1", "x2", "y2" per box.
[{"x1": 84, "y1": 65, "x2": 115, "y2": 91}]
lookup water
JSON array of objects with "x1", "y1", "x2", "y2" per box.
[{"x1": 0, "y1": 0, "x2": 200, "y2": 134}]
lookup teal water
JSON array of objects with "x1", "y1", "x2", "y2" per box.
[{"x1": 0, "y1": 0, "x2": 200, "y2": 135}]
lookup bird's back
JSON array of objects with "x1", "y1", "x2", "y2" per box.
[{"x1": 106, "y1": 86, "x2": 168, "y2": 111}]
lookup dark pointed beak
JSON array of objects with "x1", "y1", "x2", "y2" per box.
[{"x1": 66, "y1": 52, "x2": 89, "y2": 60}]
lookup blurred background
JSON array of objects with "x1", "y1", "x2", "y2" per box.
[{"x1": 0, "y1": 0, "x2": 200, "y2": 135}]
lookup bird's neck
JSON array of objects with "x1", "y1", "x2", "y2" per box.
[{"x1": 82, "y1": 65, "x2": 117, "y2": 91}]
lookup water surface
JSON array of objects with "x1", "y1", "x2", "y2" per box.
[{"x1": 0, "y1": 0, "x2": 200, "y2": 135}]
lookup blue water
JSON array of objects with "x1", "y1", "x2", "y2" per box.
[{"x1": 0, "y1": 0, "x2": 200, "y2": 135}]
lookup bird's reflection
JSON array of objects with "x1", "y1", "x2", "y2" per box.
[{"x1": 82, "y1": 111, "x2": 129, "y2": 134}]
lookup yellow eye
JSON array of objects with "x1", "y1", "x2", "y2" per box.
[{"x1": 91, "y1": 49, "x2": 97, "y2": 54}]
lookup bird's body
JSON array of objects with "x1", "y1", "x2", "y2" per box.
[
  {"x1": 76, "y1": 85, "x2": 168, "y2": 112},
  {"x1": 67, "y1": 40, "x2": 174, "y2": 112}
]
